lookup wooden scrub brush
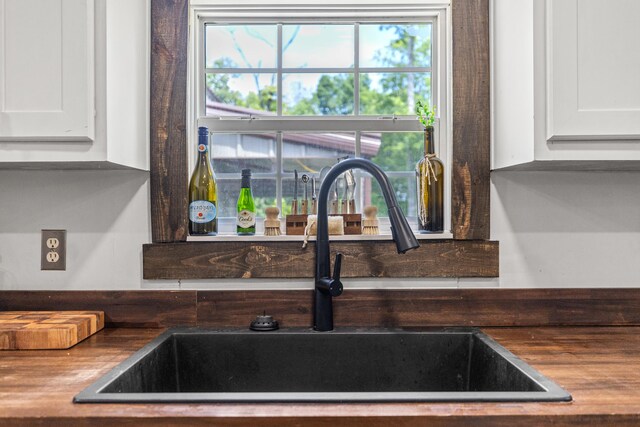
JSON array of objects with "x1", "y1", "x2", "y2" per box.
[
  {"x1": 264, "y1": 207, "x2": 282, "y2": 236},
  {"x1": 362, "y1": 205, "x2": 380, "y2": 235}
]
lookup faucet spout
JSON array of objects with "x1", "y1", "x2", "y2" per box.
[{"x1": 314, "y1": 158, "x2": 420, "y2": 331}]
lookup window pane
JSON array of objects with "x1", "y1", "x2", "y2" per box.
[
  {"x1": 211, "y1": 133, "x2": 276, "y2": 173},
  {"x1": 205, "y1": 25, "x2": 277, "y2": 69},
  {"x1": 359, "y1": 24, "x2": 432, "y2": 68},
  {"x1": 365, "y1": 132, "x2": 424, "y2": 172},
  {"x1": 283, "y1": 73, "x2": 354, "y2": 115},
  {"x1": 282, "y1": 133, "x2": 355, "y2": 173},
  {"x1": 362, "y1": 175, "x2": 416, "y2": 221},
  {"x1": 281, "y1": 178, "x2": 297, "y2": 216},
  {"x1": 206, "y1": 73, "x2": 277, "y2": 116},
  {"x1": 283, "y1": 25, "x2": 354, "y2": 68},
  {"x1": 359, "y1": 72, "x2": 431, "y2": 115},
  {"x1": 216, "y1": 178, "x2": 277, "y2": 218}
]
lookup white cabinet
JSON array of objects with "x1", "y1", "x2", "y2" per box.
[
  {"x1": 0, "y1": 0, "x2": 149, "y2": 170},
  {"x1": 0, "y1": 0, "x2": 93, "y2": 142},
  {"x1": 492, "y1": 0, "x2": 640, "y2": 170}
]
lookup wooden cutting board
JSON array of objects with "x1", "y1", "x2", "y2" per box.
[{"x1": 0, "y1": 311, "x2": 104, "y2": 350}]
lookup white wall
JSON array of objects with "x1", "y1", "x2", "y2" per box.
[
  {"x1": 492, "y1": 171, "x2": 640, "y2": 288},
  {"x1": 0, "y1": 170, "x2": 150, "y2": 290},
  {"x1": 1, "y1": 169, "x2": 640, "y2": 290}
]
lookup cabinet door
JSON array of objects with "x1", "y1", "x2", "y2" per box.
[
  {"x1": 0, "y1": 0, "x2": 94, "y2": 142},
  {"x1": 547, "y1": 0, "x2": 640, "y2": 141}
]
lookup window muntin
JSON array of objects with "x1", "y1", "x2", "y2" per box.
[
  {"x1": 359, "y1": 72, "x2": 431, "y2": 115},
  {"x1": 359, "y1": 24, "x2": 432, "y2": 68},
  {"x1": 195, "y1": 9, "x2": 449, "y2": 231},
  {"x1": 205, "y1": 24, "x2": 277, "y2": 69},
  {"x1": 210, "y1": 133, "x2": 277, "y2": 173},
  {"x1": 282, "y1": 73, "x2": 355, "y2": 115},
  {"x1": 205, "y1": 73, "x2": 278, "y2": 115},
  {"x1": 216, "y1": 178, "x2": 277, "y2": 218},
  {"x1": 282, "y1": 132, "x2": 356, "y2": 174},
  {"x1": 282, "y1": 24, "x2": 354, "y2": 69}
]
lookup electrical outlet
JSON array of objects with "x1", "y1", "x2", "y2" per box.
[
  {"x1": 41, "y1": 230, "x2": 66, "y2": 271},
  {"x1": 46, "y1": 237, "x2": 60, "y2": 249}
]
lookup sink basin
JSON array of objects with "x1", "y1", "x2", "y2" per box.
[{"x1": 74, "y1": 328, "x2": 571, "y2": 403}]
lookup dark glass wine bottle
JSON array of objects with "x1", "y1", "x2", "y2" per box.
[
  {"x1": 188, "y1": 127, "x2": 218, "y2": 235},
  {"x1": 416, "y1": 126, "x2": 444, "y2": 233},
  {"x1": 236, "y1": 169, "x2": 256, "y2": 235}
]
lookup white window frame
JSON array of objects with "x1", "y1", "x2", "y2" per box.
[{"x1": 188, "y1": 1, "x2": 452, "y2": 234}]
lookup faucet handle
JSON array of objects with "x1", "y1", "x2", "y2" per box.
[
  {"x1": 317, "y1": 253, "x2": 343, "y2": 297},
  {"x1": 333, "y1": 252, "x2": 342, "y2": 283},
  {"x1": 327, "y1": 253, "x2": 343, "y2": 297}
]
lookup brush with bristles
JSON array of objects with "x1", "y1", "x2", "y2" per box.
[
  {"x1": 362, "y1": 205, "x2": 379, "y2": 235},
  {"x1": 264, "y1": 207, "x2": 282, "y2": 236}
]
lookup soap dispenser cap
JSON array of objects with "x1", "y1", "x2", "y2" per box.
[{"x1": 250, "y1": 313, "x2": 279, "y2": 331}]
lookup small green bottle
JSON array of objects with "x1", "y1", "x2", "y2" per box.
[{"x1": 236, "y1": 169, "x2": 256, "y2": 235}]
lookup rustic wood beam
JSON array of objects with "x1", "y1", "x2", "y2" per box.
[
  {"x1": 143, "y1": 240, "x2": 499, "y2": 279},
  {"x1": 150, "y1": 0, "x2": 189, "y2": 242},
  {"x1": 451, "y1": 0, "x2": 491, "y2": 239}
]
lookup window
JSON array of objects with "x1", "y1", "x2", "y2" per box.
[{"x1": 190, "y1": 3, "x2": 450, "y2": 232}]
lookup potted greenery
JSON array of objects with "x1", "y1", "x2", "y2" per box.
[{"x1": 415, "y1": 100, "x2": 436, "y2": 129}]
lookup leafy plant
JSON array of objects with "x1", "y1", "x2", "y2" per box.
[{"x1": 415, "y1": 100, "x2": 436, "y2": 128}]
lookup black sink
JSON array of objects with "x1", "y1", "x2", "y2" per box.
[{"x1": 74, "y1": 328, "x2": 571, "y2": 403}]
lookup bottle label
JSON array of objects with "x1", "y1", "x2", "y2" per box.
[
  {"x1": 237, "y1": 210, "x2": 256, "y2": 228},
  {"x1": 190, "y1": 201, "x2": 216, "y2": 223},
  {"x1": 197, "y1": 143, "x2": 207, "y2": 153}
]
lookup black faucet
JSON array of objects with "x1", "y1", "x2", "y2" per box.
[{"x1": 314, "y1": 158, "x2": 420, "y2": 331}]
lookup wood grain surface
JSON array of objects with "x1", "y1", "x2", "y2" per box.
[
  {"x1": 0, "y1": 311, "x2": 104, "y2": 350},
  {"x1": 196, "y1": 288, "x2": 640, "y2": 329},
  {"x1": 143, "y1": 240, "x2": 499, "y2": 279},
  {"x1": 3, "y1": 289, "x2": 640, "y2": 329},
  {"x1": 0, "y1": 292, "x2": 196, "y2": 328},
  {"x1": 150, "y1": 0, "x2": 189, "y2": 243},
  {"x1": 452, "y1": 0, "x2": 491, "y2": 240},
  {"x1": 2, "y1": 327, "x2": 640, "y2": 425}
]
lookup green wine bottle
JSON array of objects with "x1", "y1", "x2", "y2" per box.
[
  {"x1": 236, "y1": 169, "x2": 256, "y2": 235},
  {"x1": 188, "y1": 127, "x2": 218, "y2": 235},
  {"x1": 416, "y1": 126, "x2": 444, "y2": 233}
]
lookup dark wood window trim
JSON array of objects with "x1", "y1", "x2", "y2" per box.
[{"x1": 145, "y1": 0, "x2": 496, "y2": 280}]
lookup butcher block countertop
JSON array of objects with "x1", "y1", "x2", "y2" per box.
[{"x1": 1, "y1": 327, "x2": 640, "y2": 426}]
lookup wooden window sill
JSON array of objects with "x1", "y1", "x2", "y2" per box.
[{"x1": 142, "y1": 239, "x2": 498, "y2": 280}]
